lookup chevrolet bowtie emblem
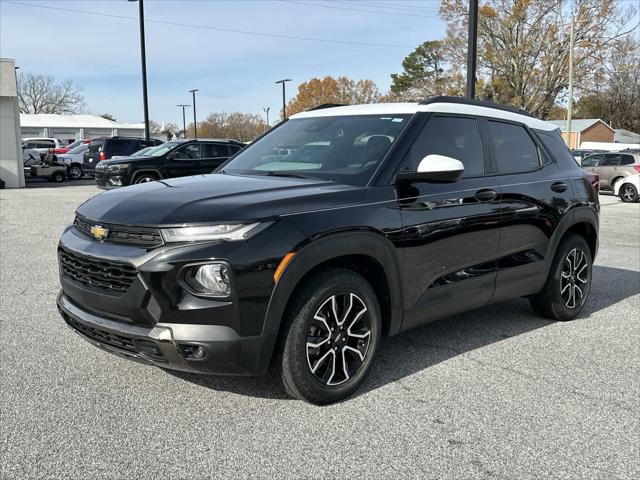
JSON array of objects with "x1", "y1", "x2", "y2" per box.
[{"x1": 90, "y1": 225, "x2": 109, "y2": 241}]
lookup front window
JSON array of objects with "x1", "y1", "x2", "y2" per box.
[{"x1": 221, "y1": 115, "x2": 411, "y2": 186}]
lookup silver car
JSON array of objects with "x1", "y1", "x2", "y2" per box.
[{"x1": 581, "y1": 151, "x2": 640, "y2": 190}]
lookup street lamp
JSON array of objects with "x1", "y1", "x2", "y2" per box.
[
  {"x1": 128, "y1": 0, "x2": 150, "y2": 140},
  {"x1": 189, "y1": 89, "x2": 199, "y2": 139},
  {"x1": 466, "y1": 0, "x2": 478, "y2": 99},
  {"x1": 275, "y1": 79, "x2": 291, "y2": 120},
  {"x1": 177, "y1": 104, "x2": 190, "y2": 138},
  {"x1": 263, "y1": 106, "x2": 270, "y2": 129}
]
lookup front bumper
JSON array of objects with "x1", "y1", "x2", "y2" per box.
[{"x1": 57, "y1": 291, "x2": 276, "y2": 375}]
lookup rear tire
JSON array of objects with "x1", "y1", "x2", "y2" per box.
[
  {"x1": 51, "y1": 171, "x2": 65, "y2": 183},
  {"x1": 530, "y1": 234, "x2": 592, "y2": 321},
  {"x1": 619, "y1": 183, "x2": 638, "y2": 203},
  {"x1": 272, "y1": 268, "x2": 381, "y2": 404}
]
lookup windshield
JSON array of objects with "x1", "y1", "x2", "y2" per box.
[
  {"x1": 221, "y1": 114, "x2": 411, "y2": 186},
  {"x1": 131, "y1": 146, "x2": 152, "y2": 157},
  {"x1": 148, "y1": 141, "x2": 182, "y2": 157}
]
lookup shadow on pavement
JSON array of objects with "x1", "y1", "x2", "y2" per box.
[
  {"x1": 25, "y1": 178, "x2": 96, "y2": 188},
  {"x1": 168, "y1": 265, "x2": 639, "y2": 401}
]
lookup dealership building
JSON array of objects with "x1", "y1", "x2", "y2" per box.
[{"x1": 20, "y1": 114, "x2": 145, "y2": 141}]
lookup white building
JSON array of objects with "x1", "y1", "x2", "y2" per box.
[
  {"x1": 0, "y1": 58, "x2": 24, "y2": 188},
  {"x1": 20, "y1": 114, "x2": 146, "y2": 141}
]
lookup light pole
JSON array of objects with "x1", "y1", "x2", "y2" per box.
[
  {"x1": 128, "y1": 0, "x2": 150, "y2": 140},
  {"x1": 263, "y1": 106, "x2": 270, "y2": 129},
  {"x1": 177, "y1": 104, "x2": 190, "y2": 138},
  {"x1": 189, "y1": 89, "x2": 199, "y2": 138},
  {"x1": 466, "y1": 0, "x2": 478, "y2": 99},
  {"x1": 275, "y1": 79, "x2": 291, "y2": 120}
]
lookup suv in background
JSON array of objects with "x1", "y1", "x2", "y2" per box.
[
  {"x1": 581, "y1": 151, "x2": 640, "y2": 190},
  {"x1": 94, "y1": 139, "x2": 243, "y2": 188},
  {"x1": 83, "y1": 137, "x2": 163, "y2": 176},
  {"x1": 57, "y1": 97, "x2": 599, "y2": 404}
]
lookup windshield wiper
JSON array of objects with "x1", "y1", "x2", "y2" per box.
[{"x1": 259, "y1": 171, "x2": 311, "y2": 179}]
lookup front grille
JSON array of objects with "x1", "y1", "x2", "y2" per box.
[
  {"x1": 95, "y1": 163, "x2": 108, "y2": 173},
  {"x1": 58, "y1": 247, "x2": 137, "y2": 295},
  {"x1": 74, "y1": 216, "x2": 163, "y2": 247},
  {"x1": 65, "y1": 315, "x2": 137, "y2": 352}
]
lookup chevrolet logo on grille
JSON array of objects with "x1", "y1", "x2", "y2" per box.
[{"x1": 90, "y1": 225, "x2": 109, "y2": 240}]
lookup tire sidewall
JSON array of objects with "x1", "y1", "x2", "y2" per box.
[
  {"x1": 68, "y1": 165, "x2": 82, "y2": 180},
  {"x1": 619, "y1": 183, "x2": 638, "y2": 203},
  {"x1": 281, "y1": 270, "x2": 381, "y2": 404},
  {"x1": 546, "y1": 235, "x2": 593, "y2": 320}
]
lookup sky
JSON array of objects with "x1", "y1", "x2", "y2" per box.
[{"x1": 0, "y1": 0, "x2": 446, "y2": 125}]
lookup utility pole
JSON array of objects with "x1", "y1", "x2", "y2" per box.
[
  {"x1": 263, "y1": 106, "x2": 270, "y2": 130},
  {"x1": 466, "y1": 0, "x2": 478, "y2": 99},
  {"x1": 129, "y1": 0, "x2": 150, "y2": 140},
  {"x1": 177, "y1": 104, "x2": 190, "y2": 138},
  {"x1": 565, "y1": 13, "x2": 575, "y2": 148},
  {"x1": 189, "y1": 89, "x2": 199, "y2": 139},
  {"x1": 275, "y1": 79, "x2": 291, "y2": 119}
]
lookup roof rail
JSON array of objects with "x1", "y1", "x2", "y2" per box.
[
  {"x1": 308, "y1": 103, "x2": 348, "y2": 111},
  {"x1": 419, "y1": 95, "x2": 531, "y2": 117}
]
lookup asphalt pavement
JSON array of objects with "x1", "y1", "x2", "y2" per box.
[{"x1": 1, "y1": 185, "x2": 638, "y2": 479}]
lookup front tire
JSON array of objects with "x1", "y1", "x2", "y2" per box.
[
  {"x1": 274, "y1": 268, "x2": 381, "y2": 404},
  {"x1": 530, "y1": 234, "x2": 592, "y2": 321},
  {"x1": 134, "y1": 173, "x2": 158, "y2": 184},
  {"x1": 67, "y1": 164, "x2": 83, "y2": 180},
  {"x1": 619, "y1": 183, "x2": 638, "y2": 203},
  {"x1": 51, "y1": 171, "x2": 65, "y2": 183}
]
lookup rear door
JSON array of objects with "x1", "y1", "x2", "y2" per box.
[
  {"x1": 200, "y1": 143, "x2": 231, "y2": 173},
  {"x1": 397, "y1": 114, "x2": 501, "y2": 330},
  {"x1": 490, "y1": 122, "x2": 574, "y2": 302},
  {"x1": 598, "y1": 154, "x2": 621, "y2": 189},
  {"x1": 164, "y1": 143, "x2": 202, "y2": 177}
]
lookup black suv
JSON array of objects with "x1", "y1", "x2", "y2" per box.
[
  {"x1": 83, "y1": 137, "x2": 163, "y2": 176},
  {"x1": 94, "y1": 139, "x2": 244, "y2": 188},
  {"x1": 56, "y1": 97, "x2": 599, "y2": 404}
]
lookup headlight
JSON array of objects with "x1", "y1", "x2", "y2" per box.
[
  {"x1": 183, "y1": 262, "x2": 231, "y2": 297},
  {"x1": 107, "y1": 163, "x2": 130, "y2": 172},
  {"x1": 161, "y1": 223, "x2": 263, "y2": 243}
]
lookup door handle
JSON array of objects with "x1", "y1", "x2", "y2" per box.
[
  {"x1": 551, "y1": 181, "x2": 568, "y2": 193},
  {"x1": 474, "y1": 188, "x2": 497, "y2": 202}
]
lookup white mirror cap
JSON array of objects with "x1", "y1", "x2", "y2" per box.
[{"x1": 417, "y1": 154, "x2": 465, "y2": 173}]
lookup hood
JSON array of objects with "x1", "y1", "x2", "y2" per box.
[{"x1": 77, "y1": 173, "x2": 364, "y2": 226}]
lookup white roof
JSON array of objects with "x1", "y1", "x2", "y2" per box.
[
  {"x1": 20, "y1": 114, "x2": 144, "y2": 130},
  {"x1": 291, "y1": 102, "x2": 557, "y2": 131}
]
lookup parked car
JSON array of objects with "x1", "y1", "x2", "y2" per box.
[
  {"x1": 56, "y1": 96, "x2": 599, "y2": 404},
  {"x1": 94, "y1": 139, "x2": 244, "y2": 188},
  {"x1": 22, "y1": 137, "x2": 65, "y2": 160},
  {"x1": 613, "y1": 173, "x2": 639, "y2": 202},
  {"x1": 57, "y1": 143, "x2": 90, "y2": 180},
  {"x1": 52, "y1": 139, "x2": 90, "y2": 155},
  {"x1": 83, "y1": 137, "x2": 163, "y2": 176},
  {"x1": 581, "y1": 151, "x2": 640, "y2": 190},
  {"x1": 571, "y1": 148, "x2": 607, "y2": 165}
]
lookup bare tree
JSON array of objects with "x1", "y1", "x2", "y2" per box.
[{"x1": 17, "y1": 72, "x2": 85, "y2": 114}]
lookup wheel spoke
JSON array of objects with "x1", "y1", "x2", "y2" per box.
[
  {"x1": 310, "y1": 349, "x2": 333, "y2": 374},
  {"x1": 343, "y1": 345, "x2": 365, "y2": 361}
]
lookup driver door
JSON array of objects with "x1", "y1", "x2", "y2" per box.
[
  {"x1": 165, "y1": 143, "x2": 202, "y2": 177},
  {"x1": 397, "y1": 114, "x2": 501, "y2": 331}
]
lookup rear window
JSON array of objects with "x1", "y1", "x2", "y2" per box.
[
  {"x1": 87, "y1": 140, "x2": 104, "y2": 155},
  {"x1": 105, "y1": 139, "x2": 140, "y2": 157},
  {"x1": 620, "y1": 155, "x2": 636, "y2": 165},
  {"x1": 203, "y1": 143, "x2": 228, "y2": 158},
  {"x1": 602, "y1": 155, "x2": 620, "y2": 166},
  {"x1": 539, "y1": 133, "x2": 577, "y2": 166},
  {"x1": 488, "y1": 121, "x2": 540, "y2": 174}
]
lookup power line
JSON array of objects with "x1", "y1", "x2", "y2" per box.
[
  {"x1": 279, "y1": 0, "x2": 438, "y2": 18},
  {"x1": 5, "y1": 1, "x2": 416, "y2": 49},
  {"x1": 331, "y1": 0, "x2": 440, "y2": 14}
]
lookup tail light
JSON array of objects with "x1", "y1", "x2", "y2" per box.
[
  {"x1": 633, "y1": 165, "x2": 640, "y2": 173},
  {"x1": 98, "y1": 151, "x2": 106, "y2": 161},
  {"x1": 584, "y1": 172, "x2": 599, "y2": 193}
]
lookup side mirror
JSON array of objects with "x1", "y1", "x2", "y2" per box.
[{"x1": 396, "y1": 154, "x2": 464, "y2": 183}]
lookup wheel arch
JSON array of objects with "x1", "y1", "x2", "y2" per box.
[
  {"x1": 552, "y1": 206, "x2": 599, "y2": 261},
  {"x1": 131, "y1": 169, "x2": 162, "y2": 183},
  {"x1": 262, "y1": 231, "x2": 404, "y2": 352}
]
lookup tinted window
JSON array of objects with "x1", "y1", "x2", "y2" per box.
[
  {"x1": 203, "y1": 143, "x2": 227, "y2": 158},
  {"x1": 229, "y1": 145, "x2": 242, "y2": 155},
  {"x1": 106, "y1": 139, "x2": 139, "y2": 157},
  {"x1": 405, "y1": 116, "x2": 484, "y2": 176},
  {"x1": 489, "y1": 121, "x2": 540, "y2": 174},
  {"x1": 581, "y1": 154, "x2": 601, "y2": 167},
  {"x1": 87, "y1": 140, "x2": 104, "y2": 155},
  {"x1": 602, "y1": 155, "x2": 620, "y2": 166},
  {"x1": 174, "y1": 143, "x2": 201, "y2": 159},
  {"x1": 620, "y1": 155, "x2": 636, "y2": 165},
  {"x1": 539, "y1": 134, "x2": 577, "y2": 165}
]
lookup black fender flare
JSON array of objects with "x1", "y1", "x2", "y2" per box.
[
  {"x1": 546, "y1": 204, "x2": 599, "y2": 264},
  {"x1": 261, "y1": 231, "x2": 404, "y2": 346},
  {"x1": 131, "y1": 169, "x2": 163, "y2": 183}
]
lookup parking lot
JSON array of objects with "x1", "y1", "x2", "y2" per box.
[{"x1": 0, "y1": 184, "x2": 638, "y2": 479}]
